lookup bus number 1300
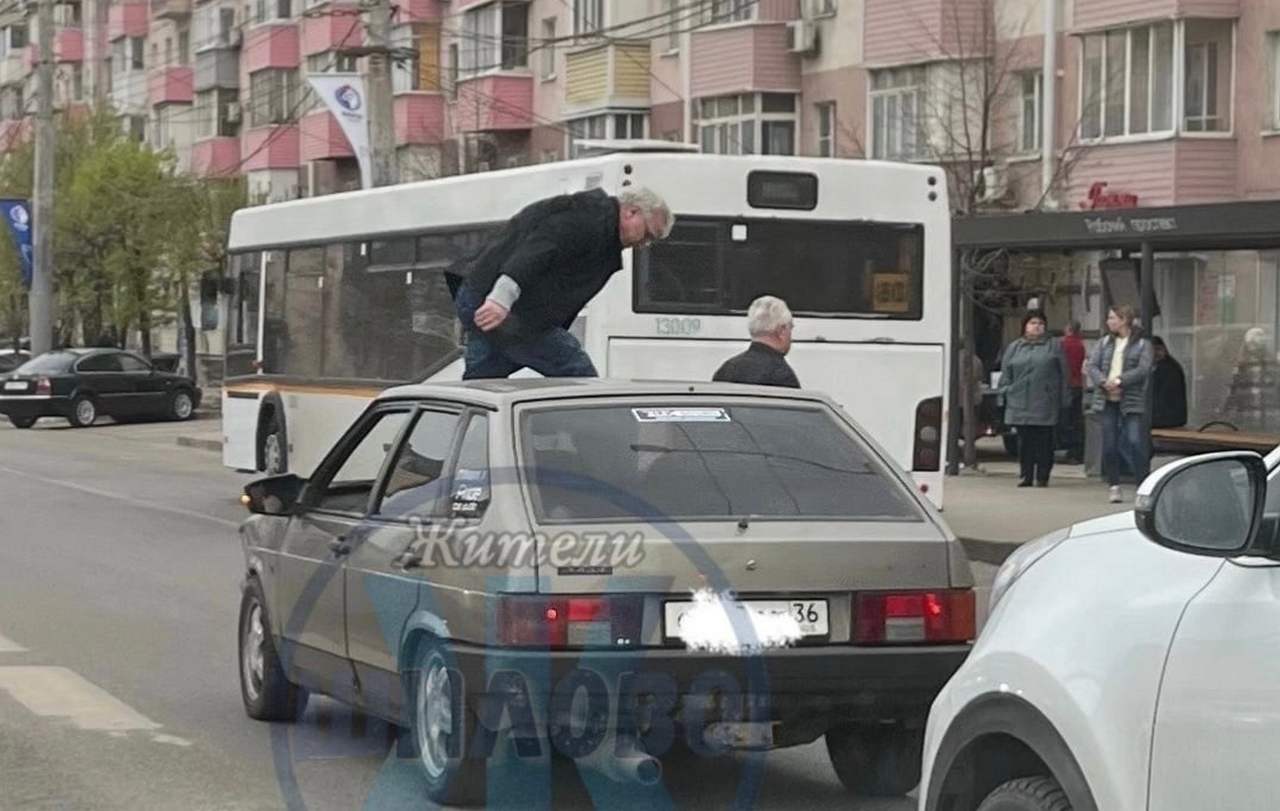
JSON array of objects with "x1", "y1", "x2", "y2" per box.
[{"x1": 655, "y1": 317, "x2": 702, "y2": 336}]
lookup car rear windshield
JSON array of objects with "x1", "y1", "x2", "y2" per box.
[
  {"x1": 519, "y1": 403, "x2": 924, "y2": 523},
  {"x1": 15, "y1": 352, "x2": 75, "y2": 374}
]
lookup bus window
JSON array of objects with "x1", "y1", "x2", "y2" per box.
[
  {"x1": 261, "y1": 250, "x2": 286, "y2": 374},
  {"x1": 225, "y1": 251, "x2": 260, "y2": 378},
  {"x1": 635, "y1": 217, "x2": 925, "y2": 320},
  {"x1": 282, "y1": 246, "x2": 326, "y2": 378}
]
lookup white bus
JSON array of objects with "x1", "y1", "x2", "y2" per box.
[{"x1": 221, "y1": 146, "x2": 952, "y2": 506}]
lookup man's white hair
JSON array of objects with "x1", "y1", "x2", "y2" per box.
[
  {"x1": 617, "y1": 186, "x2": 675, "y2": 239},
  {"x1": 747, "y1": 295, "x2": 793, "y2": 337}
]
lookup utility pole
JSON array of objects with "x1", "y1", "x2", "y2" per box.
[
  {"x1": 364, "y1": 0, "x2": 396, "y2": 187},
  {"x1": 30, "y1": 0, "x2": 54, "y2": 355}
]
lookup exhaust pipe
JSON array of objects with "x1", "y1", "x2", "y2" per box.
[{"x1": 572, "y1": 736, "x2": 663, "y2": 786}]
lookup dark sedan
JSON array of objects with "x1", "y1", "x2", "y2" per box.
[{"x1": 0, "y1": 348, "x2": 202, "y2": 429}]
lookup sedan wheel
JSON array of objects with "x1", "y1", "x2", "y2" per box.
[
  {"x1": 406, "y1": 645, "x2": 486, "y2": 805},
  {"x1": 8, "y1": 415, "x2": 35, "y2": 429},
  {"x1": 170, "y1": 390, "x2": 194, "y2": 421},
  {"x1": 977, "y1": 776, "x2": 1071, "y2": 811},
  {"x1": 416, "y1": 654, "x2": 455, "y2": 781},
  {"x1": 69, "y1": 396, "x2": 96, "y2": 428},
  {"x1": 237, "y1": 579, "x2": 307, "y2": 722}
]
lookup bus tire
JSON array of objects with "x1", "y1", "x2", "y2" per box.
[{"x1": 258, "y1": 407, "x2": 288, "y2": 475}]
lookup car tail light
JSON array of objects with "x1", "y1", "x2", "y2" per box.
[
  {"x1": 912, "y1": 396, "x2": 942, "y2": 471},
  {"x1": 497, "y1": 596, "x2": 642, "y2": 648},
  {"x1": 35, "y1": 377, "x2": 50, "y2": 395},
  {"x1": 854, "y1": 590, "x2": 975, "y2": 645}
]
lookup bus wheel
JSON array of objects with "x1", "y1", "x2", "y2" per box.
[{"x1": 259, "y1": 415, "x2": 287, "y2": 475}]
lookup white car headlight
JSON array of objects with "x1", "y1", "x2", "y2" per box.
[{"x1": 988, "y1": 527, "x2": 1071, "y2": 615}]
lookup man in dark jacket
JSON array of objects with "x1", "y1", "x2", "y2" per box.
[
  {"x1": 1149, "y1": 336, "x2": 1188, "y2": 428},
  {"x1": 712, "y1": 295, "x2": 801, "y2": 388},
  {"x1": 448, "y1": 186, "x2": 673, "y2": 379}
]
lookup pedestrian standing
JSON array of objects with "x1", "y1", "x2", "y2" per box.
[
  {"x1": 998, "y1": 310, "x2": 1070, "y2": 487},
  {"x1": 1086, "y1": 305, "x2": 1154, "y2": 503},
  {"x1": 712, "y1": 295, "x2": 801, "y2": 388},
  {"x1": 1150, "y1": 336, "x2": 1188, "y2": 429},
  {"x1": 448, "y1": 186, "x2": 674, "y2": 379},
  {"x1": 1060, "y1": 320, "x2": 1086, "y2": 463}
]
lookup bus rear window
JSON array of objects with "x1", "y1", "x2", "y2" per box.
[{"x1": 635, "y1": 218, "x2": 925, "y2": 320}]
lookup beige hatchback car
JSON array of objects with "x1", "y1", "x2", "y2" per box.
[{"x1": 236, "y1": 379, "x2": 975, "y2": 806}]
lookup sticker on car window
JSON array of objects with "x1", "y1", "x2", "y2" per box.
[{"x1": 632, "y1": 407, "x2": 730, "y2": 423}]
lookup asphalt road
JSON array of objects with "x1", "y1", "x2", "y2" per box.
[{"x1": 0, "y1": 416, "x2": 995, "y2": 811}]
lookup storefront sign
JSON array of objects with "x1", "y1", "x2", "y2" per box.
[
  {"x1": 1084, "y1": 214, "x2": 1179, "y2": 236},
  {"x1": 1080, "y1": 181, "x2": 1139, "y2": 210}
]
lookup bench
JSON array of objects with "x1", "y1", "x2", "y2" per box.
[{"x1": 1150, "y1": 425, "x2": 1280, "y2": 455}]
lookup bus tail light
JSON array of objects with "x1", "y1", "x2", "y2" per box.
[
  {"x1": 854, "y1": 590, "x2": 975, "y2": 645},
  {"x1": 912, "y1": 396, "x2": 942, "y2": 471},
  {"x1": 497, "y1": 596, "x2": 642, "y2": 648}
]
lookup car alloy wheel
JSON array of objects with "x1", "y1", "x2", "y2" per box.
[
  {"x1": 72, "y1": 397, "x2": 96, "y2": 427},
  {"x1": 242, "y1": 603, "x2": 266, "y2": 705},
  {"x1": 415, "y1": 652, "x2": 455, "y2": 781},
  {"x1": 172, "y1": 391, "x2": 194, "y2": 420}
]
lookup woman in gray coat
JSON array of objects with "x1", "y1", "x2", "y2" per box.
[{"x1": 998, "y1": 310, "x2": 1071, "y2": 487}]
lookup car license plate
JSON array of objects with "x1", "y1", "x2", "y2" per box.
[
  {"x1": 3, "y1": 381, "x2": 26, "y2": 391},
  {"x1": 664, "y1": 599, "x2": 829, "y2": 638}
]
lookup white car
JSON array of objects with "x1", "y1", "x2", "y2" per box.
[{"x1": 919, "y1": 447, "x2": 1280, "y2": 811}]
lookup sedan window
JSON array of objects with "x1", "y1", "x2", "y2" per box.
[
  {"x1": 118, "y1": 354, "x2": 151, "y2": 373},
  {"x1": 313, "y1": 410, "x2": 413, "y2": 515},
  {"x1": 376, "y1": 409, "x2": 462, "y2": 520},
  {"x1": 16, "y1": 352, "x2": 75, "y2": 374},
  {"x1": 77, "y1": 353, "x2": 123, "y2": 373}
]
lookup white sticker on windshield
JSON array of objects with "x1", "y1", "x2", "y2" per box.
[{"x1": 632, "y1": 408, "x2": 730, "y2": 423}]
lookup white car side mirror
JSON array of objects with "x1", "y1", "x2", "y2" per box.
[{"x1": 1134, "y1": 451, "x2": 1267, "y2": 558}]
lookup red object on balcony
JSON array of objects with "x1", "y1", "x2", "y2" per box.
[
  {"x1": 109, "y1": 1, "x2": 149, "y2": 41},
  {"x1": 453, "y1": 75, "x2": 533, "y2": 132},
  {"x1": 241, "y1": 126, "x2": 301, "y2": 171},
  {"x1": 397, "y1": 0, "x2": 442, "y2": 23},
  {"x1": 395, "y1": 93, "x2": 445, "y2": 145},
  {"x1": 55, "y1": 28, "x2": 84, "y2": 62},
  {"x1": 300, "y1": 5, "x2": 363, "y2": 57},
  {"x1": 244, "y1": 24, "x2": 300, "y2": 73},
  {"x1": 149, "y1": 67, "x2": 194, "y2": 106},
  {"x1": 192, "y1": 137, "x2": 242, "y2": 177},
  {"x1": 300, "y1": 110, "x2": 353, "y2": 161}
]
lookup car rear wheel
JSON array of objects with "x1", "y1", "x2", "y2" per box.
[
  {"x1": 68, "y1": 396, "x2": 96, "y2": 428},
  {"x1": 169, "y1": 390, "x2": 195, "y2": 421},
  {"x1": 8, "y1": 415, "x2": 35, "y2": 429},
  {"x1": 401, "y1": 642, "x2": 486, "y2": 806},
  {"x1": 976, "y1": 776, "x2": 1071, "y2": 811},
  {"x1": 825, "y1": 722, "x2": 923, "y2": 797},
  {"x1": 238, "y1": 578, "x2": 308, "y2": 722}
]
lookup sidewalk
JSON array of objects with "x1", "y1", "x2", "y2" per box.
[
  {"x1": 175, "y1": 415, "x2": 222, "y2": 453},
  {"x1": 943, "y1": 445, "x2": 1180, "y2": 564}
]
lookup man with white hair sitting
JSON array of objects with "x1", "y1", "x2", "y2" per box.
[{"x1": 712, "y1": 295, "x2": 801, "y2": 388}]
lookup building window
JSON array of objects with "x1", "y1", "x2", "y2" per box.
[
  {"x1": 566, "y1": 111, "x2": 646, "y2": 155},
  {"x1": 70, "y1": 63, "x2": 82, "y2": 100},
  {"x1": 196, "y1": 87, "x2": 239, "y2": 137},
  {"x1": 128, "y1": 115, "x2": 146, "y2": 142},
  {"x1": 707, "y1": 0, "x2": 753, "y2": 24},
  {"x1": 816, "y1": 0, "x2": 836, "y2": 16},
  {"x1": 254, "y1": 0, "x2": 291, "y2": 24},
  {"x1": 178, "y1": 30, "x2": 190, "y2": 64},
  {"x1": 460, "y1": 2, "x2": 527, "y2": 76},
  {"x1": 540, "y1": 18, "x2": 556, "y2": 79},
  {"x1": 1183, "y1": 19, "x2": 1233, "y2": 133},
  {"x1": 1019, "y1": 70, "x2": 1042, "y2": 152},
  {"x1": 249, "y1": 69, "x2": 298, "y2": 127},
  {"x1": 307, "y1": 51, "x2": 357, "y2": 74},
  {"x1": 1269, "y1": 32, "x2": 1280, "y2": 131},
  {"x1": 448, "y1": 43, "x2": 458, "y2": 96},
  {"x1": 698, "y1": 92, "x2": 796, "y2": 156},
  {"x1": 816, "y1": 101, "x2": 835, "y2": 157},
  {"x1": 1081, "y1": 22, "x2": 1174, "y2": 140},
  {"x1": 131, "y1": 36, "x2": 145, "y2": 70},
  {"x1": 664, "y1": 0, "x2": 679, "y2": 50},
  {"x1": 574, "y1": 0, "x2": 602, "y2": 36},
  {"x1": 8, "y1": 25, "x2": 26, "y2": 51},
  {"x1": 500, "y1": 1, "x2": 528, "y2": 69},
  {"x1": 870, "y1": 66, "x2": 926, "y2": 160},
  {"x1": 153, "y1": 105, "x2": 173, "y2": 150}
]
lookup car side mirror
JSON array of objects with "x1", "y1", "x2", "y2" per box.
[
  {"x1": 242, "y1": 473, "x2": 306, "y2": 516},
  {"x1": 1134, "y1": 451, "x2": 1267, "y2": 557}
]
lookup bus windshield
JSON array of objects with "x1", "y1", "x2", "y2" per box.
[{"x1": 635, "y1": 217, "x2": 925, "y2": 319}]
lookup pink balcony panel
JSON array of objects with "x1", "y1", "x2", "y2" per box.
[
  {"x1": 453, "y1": 0, "x2": 489, "y2": 10},
  {"x1": 300, "y1": 110, "x2": 354, "y2": 161},
  {"x1": 758, "y1": 0, "x2": 799, "y2": 21},
  {"x1": 55, "y1": 28, "x2": 84, "y2": 62},
  {"x1": 1066, "y1": 141, "x2": 1177, "y2": 209},
  {"x1": 0, "y1": 118, "x2": 32, "y2": 152},
  {"x1": 454, "y1": 75, "x2": 533, "y2": 131},
  {"x1": 244, "y1": 24, "x2": 301, "y2": 73},
  {"x1": 301, "y1": 7, "x2": 363, "y2": 57},
  {"x1": 1174, "y1": 138, "x2": 1239, "y2": 205},
  {"x1": 109, "y1": 1, "x2": 150, "y2": 41},
  {"x1": 864, "y1": 0, "x2": 987, "y2": 66},
  {"x1": 691, "y1": 25, "x2": 800, "y2": 98},
  {"x1": 193, "y1": 137, "x2": 242, "y2": 177},
  {"x1": 395, "y1": 92, "x2": 445, "y2": 144},
  {"x1": 242, "y1": 126, "x2": 301, "y2": 171},
  {"x1": 1073, "y1": 0, "x2": 1237, "y2": 31},
  {"x1": 149, "y1": 66, "x2": 194, "y2": 105},
  {"x1": 397, "y1": 0, "x2": 442, "y2": 23}
]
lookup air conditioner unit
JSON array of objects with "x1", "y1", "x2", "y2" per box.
[
  {"x1": 225, "y1": 101, "x2": 241, "y2": 123},
  {"x1": 976, "y1": 163, "x2": 1009, "y2": 203},
  {"x1": 786, "y1": 20, "x2": 819, "y2": 55}
]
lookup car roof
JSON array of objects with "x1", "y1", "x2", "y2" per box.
[{"x1": 376, "y1": 378, "x2": 842, "y2": 410}]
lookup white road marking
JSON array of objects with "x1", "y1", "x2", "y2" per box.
[
  {"x1": 0, "y1": 666, "x2": 190, "y2": 745},
  {"x1": 0, "y1": 463, "x2": 240, "y2": 529},
  {"x1": 0, "y1": 632, "x2": 27, "y2": 653}
]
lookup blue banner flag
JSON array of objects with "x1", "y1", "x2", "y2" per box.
[{"x1": 0, "y1": 199, "x2": 32, "y2": 288}]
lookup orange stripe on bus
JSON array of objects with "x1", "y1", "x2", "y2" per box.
[{"x1": 222, "y1": 383, "x2": 386, "y2": 399}]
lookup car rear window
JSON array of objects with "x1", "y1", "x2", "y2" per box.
[
  {"x1": 15, "y1": 352, "x2": 75, "y2": 374},
  {"x1": 519, "y1": 403, "x2": 924, "y2": 523}
]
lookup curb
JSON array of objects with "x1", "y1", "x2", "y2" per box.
[
  {"x1": 959, "y1": 537, "x2": 1020, "y2": 567},
  {"x1": 177, "y1": 435, "x2": 222, "y2": 453}
]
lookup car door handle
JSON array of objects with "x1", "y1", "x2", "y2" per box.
[{"x1": 329, "y1": 537, "x2": 351, "y2": 557}]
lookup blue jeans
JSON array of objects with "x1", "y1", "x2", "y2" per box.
[
  {"x1": 455, "y1": 286, "x2": 597, "y2": 379},
  {"x1": 1102, "y1": 402, "x2": 1149, "y2": 486}
]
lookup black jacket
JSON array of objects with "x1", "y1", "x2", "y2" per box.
[
  {"x1": 712, "y1": 342, "x2": 801, "y2": 388},
  {"x1": 1151, "y1": 356, "x2": 1188, "y2": 428},
  {"x1": 448, "y1": 189, "x2": 623, "y2": 335}
]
